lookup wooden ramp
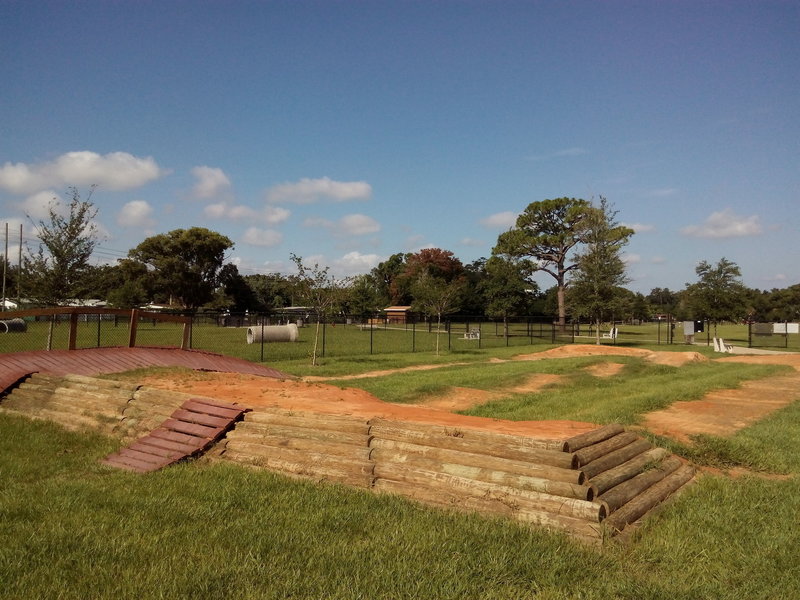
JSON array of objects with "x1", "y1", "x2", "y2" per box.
[
  {"x1": 0, "y1": 347, "x2": 289, "y2": 396},
  {"x1": 102, "y1": 398, "x2": 248, "y2": 473}
]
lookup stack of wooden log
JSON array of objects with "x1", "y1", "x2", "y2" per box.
[
  {"x1": 222, "y1": 408, "x2": 374, "y2": 488},
  {"x1": 0, "y1": 374, "x2": 696, "y2": 542},
  {"x1": 0, "y1": 373, "x2": 138, "y2": 435}
]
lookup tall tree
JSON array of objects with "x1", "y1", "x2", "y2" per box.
[
  {"x1": 290, "y1": 254, "x2": 350, "y2": 366},
  {"x1": 127, "y1": 227, "x2": 233, "y2": 310},
  {"x1": 493, "y1": 197, "x2": 593, "y2": 328},
  {"x1": 567, "y1": 198, "x2": 634, "y2": 343},
  {"x1": 24, "y1": 187, "x2": 99, "y2": 305},
  {"x1": 685, "y1": 257, "x2": 747, "y2": 336}
]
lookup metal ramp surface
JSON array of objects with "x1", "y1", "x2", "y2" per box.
[{"x1": 102, "y1": 398, "x2": 248, "y2": 473}]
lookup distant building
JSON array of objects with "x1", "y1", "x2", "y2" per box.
[{"x1": 383, "y1": 306, "x2": 412, "y2": 324}]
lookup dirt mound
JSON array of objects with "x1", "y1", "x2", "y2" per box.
[{"x1": 514, "y1": 344, "x2": 707, "y2": 367}]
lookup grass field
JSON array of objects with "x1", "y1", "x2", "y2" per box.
[
  {"x1": 2, "y1": 317, "x2": 798, "y2": 362},
  {"x1": 2, "y1": 340, "x2": 800, "y2": 598}
]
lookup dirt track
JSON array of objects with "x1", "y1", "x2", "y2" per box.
[{"x1": 135, "y1": 345, "x2": 800, "y2": 444}]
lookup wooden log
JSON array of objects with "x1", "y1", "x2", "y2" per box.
[
  {"x1": 369, "y1": 418, "x2": 564, "y2": 450},
  {"x1": 573, "y1": 432, "x2": 640, "y2": 466},
  {"x1": 370, "y1": 438, "x2": 583, "y2": 484},
  {"x1": 224, "y1": 433, "x2": 373, "y2": 460},
  {"x1": 603, "y1": 464, "x2": 696, "y2": 532},
  {"x1": 598, "y1": 455, "x2": 682, "y2": 512},
  {"x1": 60, "y1": 374, "x2": 139, "y2": 392},
  {"x1": 223, "y1": 440, "x2": 374, "y2": 473},
  {"x1": 236, "y1": 421, "x2": 369, "y2": 446},
  {"x1": 590, "y1": 448, "x2": 670, "y2": 494},
  {"x1": 581, "y1": 439, "x2": 653, "y2": 479},
  {"x1": 369, "y1": 419, "x2": 575, "y2": 469},
  {"x1": 224, "y1": 450, "x2": 374, "y2": 488},
  {"x1": 373, "y1": 479, "x2": 603, "y2": 540},
  {"x1": 371, "y1": 446, "x2": 592, "y2": 500},
  {"x1": 246, "y1": 409, "x2": 370, "y2": 434},
  {"x1": 23, "y1": 408, "x2": 102, "y2": 431},
  {"x1": 563, "y1": 424, "x2": 625, "y2": 452},
  {"x1": 372, "y1": 463, "x2": 603, "y2": 522}
]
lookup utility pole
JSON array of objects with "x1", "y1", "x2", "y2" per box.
[{"x1": 1, "y1": 222, "x2": 7, "y2": 312}]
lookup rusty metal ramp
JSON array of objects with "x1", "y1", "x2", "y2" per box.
[{"x1": 102, "y1": 398, "x2": 248, "y2": 473}]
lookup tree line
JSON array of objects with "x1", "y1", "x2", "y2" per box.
[{"x1": 2, "y1": 190, "x2": 798, "y2": 328}]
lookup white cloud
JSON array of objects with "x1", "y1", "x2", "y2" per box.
[
  {"x1": 204, "y1": 202, "x2": 290, "y2": 224},
  {"x1": 0, "y1": 151, "x2": 167, "y2": 195},
  {"x1": 18, "y1": 190, "x2": 61, "y2": 219},
  {"x1": 265, "y1": 176, "x2": 372, "y2": 204},
  {"x1": 650, "y1": 256, "x2": 667, "y2": 264},
  {"x1": 623, "y1": 222, "x2": 655, "y2": 233},
  {"x1": 242, "y1": 227, "x2": 283, "y2": 247},
  {"x1": 203, "y1": 203, "x2": 228, "y2": 219},
  {"x1": 334, "y1": 251, "x2": 382, "y2": 275},
  {"x1": 191, "y1": 166, "x2": 232, "y2": 200},
  {"x1": 681, "y1": 208, "x2": 763, "y2": 239},
  {"x1": 117, "y1": 200, "x2": 156, "y2": 228},
  {"x1": 481, "y1": 211, "x2": 517, "y2": 229},
  {"x1": 303, "y1": 213, "x2": 380, "y2": 236},
  {"x1": 339, "y1": 214, "x2": 380, "y2": 235},
  {"x1": 263, "y1": 205, "x2": 291, "y2": 224}
]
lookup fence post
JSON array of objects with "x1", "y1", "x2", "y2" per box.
[
  {"x1": 412, "y1": 321, "x2": 416, "y2": 352},
  {"x1": 128, "y1": 309, "x2": 139, "y2": 348},
  {"x1": 446, "y1": 319, "x2": 450, "y2": 352},
  {"x1": 370, "y1": 317, "x2": 374, "y2": 355},
  {"x1": 322, "y1": 319, "x2": 326, "y2": 358},
  {"x1": 66, "y1": 312, "x2": 79, "y2": 350},
  {"x1": 96, "y1": 314, "x2": 101, "y2": 348},
  {"x1": 260, "y1": 318, "x2": 265, "y2": 362},
  {"x1": 748, "y1": 321, "x2": 752, "y2": 347}
]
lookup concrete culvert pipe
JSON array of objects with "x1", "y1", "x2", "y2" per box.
[
  {"x1": 0, "y1": 318, "x2": 27, "y2": 333},
  {"x1": 247, "y1": 323, "x2": 299, "y2": 344}
]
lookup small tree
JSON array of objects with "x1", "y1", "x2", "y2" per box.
[
  {"x1": 411, "y1": 271, "x2": 464, "y2": 355},
  {"x1": 685, "y1": 257, "x2": 747, "y2": 337},
  {"x1": 568, "y1": 198, "x2": 634, "y2": 344},
  {"x1": 24, "y1": 187, "x2": 99, "y2": 305},
  {"x1": 290, "y1": 254, "x2": 350, "y2": 366}
]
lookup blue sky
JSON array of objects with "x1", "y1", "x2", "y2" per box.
[{"x1": 1, "y1": 1, "x2": 798, "y2": 294}]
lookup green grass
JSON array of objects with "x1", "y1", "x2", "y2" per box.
[{"x1": 2, "y1": 412, "x2": 799, "y2": 599}]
